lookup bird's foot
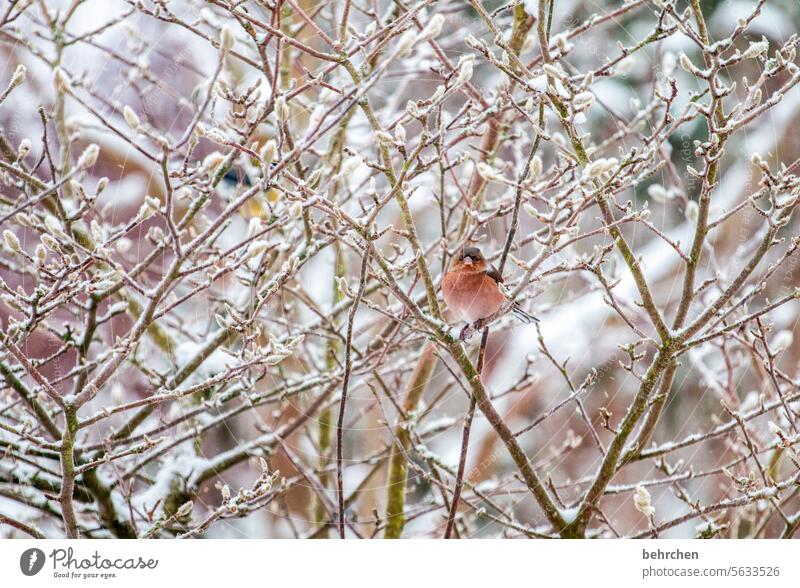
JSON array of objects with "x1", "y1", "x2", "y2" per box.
[
  {"x1": 459, "y1": 324, "x2": 473, "y2": 341},
  {"x1": 472, "y1": 316, "x2": 491, "y2": 331}
]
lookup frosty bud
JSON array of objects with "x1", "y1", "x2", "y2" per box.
[
  {"x1": 40, "y1": 234, "x2": 59, "y2": 251},
  {"x1": 741, "y1": 39, "x2": 768, "y2": 60},
  {"x1": 476, "y1": 162, "x2": 502, "y2": 182},
  {"x1": 647, "y1": 184, "x2": 669, "y2": 203},
  {"x1": 53, "y1": 66, "x2": 71, "y2": 92},
  {"x1": 530, "y1": 155, "x2": 542, "y2": 180},
  {"x1": 247, "y1": 217, "x2": 262, "y2": 238},
  {"x1": 11, "y1": 64, "x2": 26, "y2": 87},
  {"x1": 260, "y1": 140, "x2": 277, "y2": 168},
  {"x1": 394, "y1": 30, "x2": 417, "y2": 59},
  {"x1": 177, "y1": 501, "x2": 194, "y2": 518},
  {"x1": 405, "y1": 100, "x2": 421, "y2": 118},
  {"x1": 3, "y1": 230, "x2": 21, "y2": 253},
  {"x1": 417, "y1": 14, "x2": 444, "y2": 42},
  {"x1": 679, "y1": 53, "x2": 698, "y2": 75},
  {"x1": 573, "y1": 91, "x2": 595, "y2": 111},
  {"x1": 35, "y1": 244, "x2": 47, "y2": 264},
  {"x1": 220, "y1": 25, "x2": 235, "y2": 54},
  {"x1": 77, "y1": 144, "x2": 100, "y2": 169},
  {"x1": 289, "y1": 201, "x2": 303, "y2": 219},
  {"x1": 17, "y1": 138, "x2": 31, "y2": 159},
  {"x1": 247, "y1": 240, "x2": 269, "y2": 259},
  {"x1": 634, "y1": 485, "x2": 655, "y2": 517},
  {"x1": 453, "y1": 55, "x2": 475, "y2": 89},
  {"x1": 275, "y1": 96, "x2": 289, "y2": 124},
  {"x1": 123, "y1": 105, "x2": 140, "y2": 130}
]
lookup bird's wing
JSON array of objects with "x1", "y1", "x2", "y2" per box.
[{"x1": 485, "y1": 265, "x2": 503, "y2": 284}]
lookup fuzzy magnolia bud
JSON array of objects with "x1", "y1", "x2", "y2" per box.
[
  {"x1": 583, "y1": 158, "x2": 618, "y2": 178},
  {"x1": 741, "y1": 39, "x2": 768, "y2": 60},
  {"x1": 41, "y1": 234, "x2": 59, "y2": 251},
  {"x1": 679, "y1": 53, "x2": 699, "y2": 75},
  {"x1": 3, "y1": 230, "x2": 21, "y2": 253},
  {"x1": 77, "y1": 144, "x2": 99, "y2": 169},
  {"x1": 53, "y1": 67, "x2": 71, "y2": 92},
  {"x1": 202, "y1": 152, "x2": 226, "y2": 174},
  {"x1": 275, "y1": 96, "x2": 289, "y2": 124},
  {"x1": 17, "y1": 139, "x2": 31, "y2": 160},
  {"x1": 634, "y1": 486, "x2": 655, "y2": 517},
  {"x1": 247, "y1": 217, "x2": 262, "y2": 238},
  {"x1": 452, "y1": 55, "x2": 475, "y2": 89},
  {"x1": 11, "y1": 64, "x2": 26, "y2": 87},
  {"x1": 573, "y1": 92, "x2": 595, "y2": 111},
  {"x1": 416, "y1": 14, "x2": 444, "y2": 42},
  {"x1": 405, "y1": 100, "x2": 421, "y2": 118},
  {"x1": 139, "y1": 195, "x2": 161, "y2": 219},
  {"x1": 647, "y1": 184, "x2": 669, "y2": 203},
  {"x1": 530, "y1": 155, "x2": 543, "y2": 180},
  {"x1": 176, "y1": 501, "x2": 194, "y2": 518},
  {"x1": 247, "y1": 240, "x2": 269, "y2": 259},
  {"x1": 44, "y1": 215, "x2": 65, "y2": 238},
  {"x1": 220, "y1": 25, "x2": 235, "y2": 54},
  {"x1": 260, "y1": 139, "x2": 277, "y2": 167},
  {"x1": 339, "y1": 156, "x2": 361, "y2": 180},
  {"x1": 476, "y1": 161, "x2": 503, "y2": 182},
  {"x1": 123, "y1": 105, "x2": 141, "y2": 130},
  {"x1": 542, "y1": 63, "x2": 565, "y2": 80},
  {"x1": 35, "y1": 244, "x2": 47, "y2": 264},
  {"x1": 554, "y1": 33, "x2": 574, "y2": 54},
  {"x1": 394, "y1": 30, "x2": 417, "y2": 59},
  {"x1": 375, "y1": 130, "x2": 394, "y2": 145}
]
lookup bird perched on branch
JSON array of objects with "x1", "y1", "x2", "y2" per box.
[{"x1": 442, "y1": 246, "x2": 537, "y2": 339}]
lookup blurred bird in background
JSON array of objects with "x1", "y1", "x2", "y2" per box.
[
  {"x1": 442, "y1": 246, "x2": 537, "y2": 339},
  {"x1": 221, "y1": 162, "x2": 281, "y2": 219}
]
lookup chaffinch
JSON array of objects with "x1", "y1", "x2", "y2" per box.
[{"x1": 442, "y1": 246, "x2": 537, "y2": 338}]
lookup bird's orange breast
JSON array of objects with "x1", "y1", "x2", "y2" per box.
[{"x1": 442, "y1": 271, "x2": 506, "y2": 323}]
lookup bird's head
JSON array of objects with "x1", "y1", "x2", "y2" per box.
[{"x1": 454, "y1": 246, "x2": 487, "y2": 272}]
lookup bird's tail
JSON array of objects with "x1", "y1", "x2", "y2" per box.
[{"x1": 512, "y1": 303, "x2": 539, "y2": 324}]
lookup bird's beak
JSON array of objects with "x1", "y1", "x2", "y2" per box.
[{"x1": 462, "y1": 256, "x2": 473, "y2": 266}]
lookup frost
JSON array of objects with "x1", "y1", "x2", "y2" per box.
[
  {"x1": 558, "y1": 506, "x2": 581, "y2": 524},
  {"x1": 528, "y1": 74, "x2": 548, "y2": 92}
]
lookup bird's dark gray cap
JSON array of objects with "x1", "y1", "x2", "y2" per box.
[{"x1": 460, "y1": 246, "x2": 483, "y2": 259}]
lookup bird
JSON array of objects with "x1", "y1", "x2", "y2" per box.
[{"x1": 442, "y1": 246, "x2": 538, "y2": 338}]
